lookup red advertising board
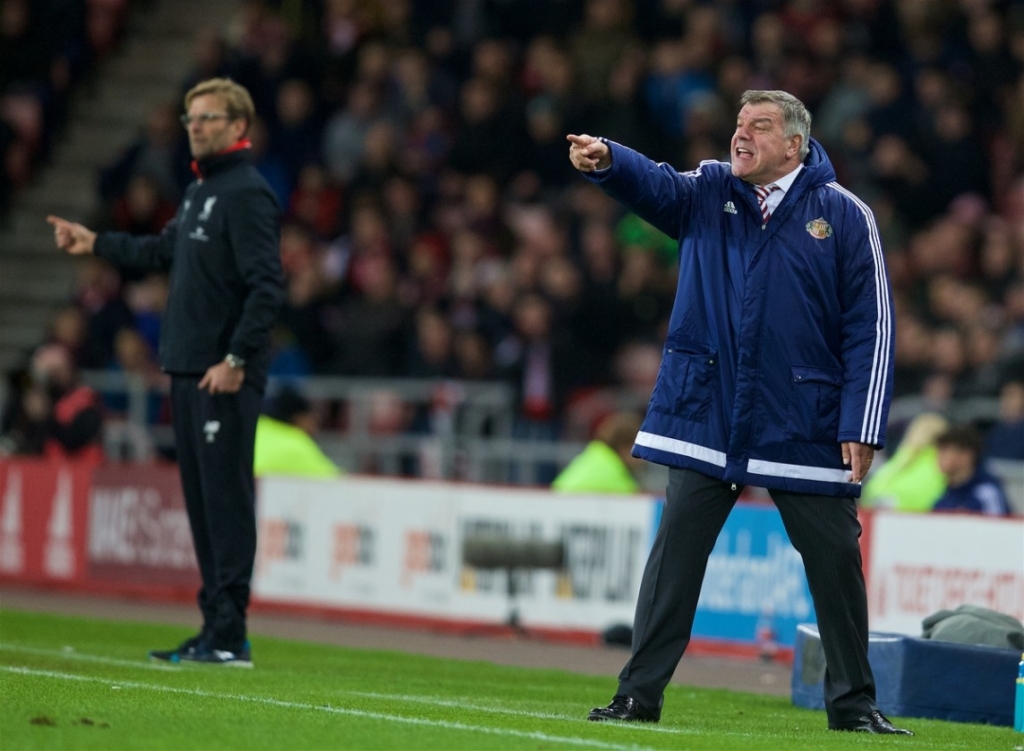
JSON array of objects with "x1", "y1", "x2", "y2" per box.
[
  {"x1": 87, "y1": 464, "x2": 200, "y2": 589},
  {"x1": 0, "y1": 458, "x2": 92, "y2": 585}
]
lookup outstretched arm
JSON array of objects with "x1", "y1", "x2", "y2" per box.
[
  {"x1": 47, "y1": 215, "x2": 96, "y2": 255},
  {"x1": 51, "y1": 212, "x2": 178, "y2": 271},
  {"x1": 565, "y1": 134, "x2": 697, "y2": 241}
]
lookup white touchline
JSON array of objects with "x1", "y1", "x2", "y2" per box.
[
  {"x1": 347, "y1": 690, "x2": 576, "y2": 721},
  {"x1": 343, "y1": 691, "x2": 736, "y2": 738},
  {"x1": 0, "y1": 643, "x2": 180, "y2": 671},
  {"x1": 0, "y1": 665, "x2": 653, "y2": 751}
]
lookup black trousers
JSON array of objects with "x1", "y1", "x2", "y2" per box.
[
  {"x1": 170, "y1": 376, "x2": 262, "y2": 652},
  {"x1": 618, "y1": 468, "x2": 875, "y2": 726}
]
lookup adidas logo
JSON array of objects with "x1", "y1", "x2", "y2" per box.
[{"x1": 723, "y1": 201, "x2": 737, "y2": 214}]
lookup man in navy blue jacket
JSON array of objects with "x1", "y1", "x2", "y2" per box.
[
  {"x1": 49, "y1": 78, "x2": 284, "y2": 667},
  {"x1": 568, "y1": 90, "x2": 910, "y2": 734}
]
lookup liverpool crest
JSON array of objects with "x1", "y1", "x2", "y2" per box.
[{"x1": 805, "y1": 217, "x2": 833, "y2": 239}]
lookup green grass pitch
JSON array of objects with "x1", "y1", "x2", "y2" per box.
[{"x1": 0, "y1": 608, "x2": 1017, "y2": 750}]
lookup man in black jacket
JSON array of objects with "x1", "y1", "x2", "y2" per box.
[{"x1": 48, "y1": 78, "x2": 284, "y2": 667}]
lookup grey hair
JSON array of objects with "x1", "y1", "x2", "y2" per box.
[{"x1": 739, "y1": 90, "x2": 812, "y2": 161}]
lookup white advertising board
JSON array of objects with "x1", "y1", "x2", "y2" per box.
[
  {"x1": 867, "y1": 512, "x2": 1024, "y2": 635},
  {"x1": 253, "y1": 476, "x2": 656, "y2": 632}
]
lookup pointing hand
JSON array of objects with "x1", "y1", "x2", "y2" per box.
[
  {"x1": 567, "y1": 134, "x2": 611, "y2": 172},
  {"x1": 46, "y1": 215, "x2": 96, "y2": 255}
]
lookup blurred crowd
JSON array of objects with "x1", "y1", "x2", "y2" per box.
[
  {"x1": 2, "y1": 0, "x2": 1023, "y2": 492},
  {"x1": 1, "y1": 0, "x2": 135, "y2": 219}
]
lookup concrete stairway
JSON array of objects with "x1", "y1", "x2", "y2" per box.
[{"x1": 0, "y1": 0, "x2": 241, "y2": 374}]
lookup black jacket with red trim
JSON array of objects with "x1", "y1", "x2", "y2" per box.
[{"x1": 95, "y1": 148, "x2": 284, "y2": 390}]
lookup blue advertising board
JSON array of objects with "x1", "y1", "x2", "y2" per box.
[{"x1": 651, "y1": 500, "x2": 815, "y2": 648}]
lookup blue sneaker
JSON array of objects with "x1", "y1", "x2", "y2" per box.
[
  {"x1": 179, "y1": 640, "x2": 253, "y2": 668},
  {"x1": 148, "y1": 634, "x2": 204, "y2": 664}
]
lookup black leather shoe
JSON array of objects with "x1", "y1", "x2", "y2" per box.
[
  {"x1": 587, "y1": 695, "x2": 659, "y2": 723},
  {"x1": 831, "y1": 710, "x2": 913, "y2": 735}
]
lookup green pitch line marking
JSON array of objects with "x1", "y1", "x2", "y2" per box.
[
  {"x1": 0, "y1": 643, "x2": 181, "y2": 671},
  {"x1": 1, "y1": 665, "x2": 656, "y2": 751}
]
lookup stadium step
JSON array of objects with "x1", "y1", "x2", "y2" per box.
[
  {"x1": 2, "y1": 234, "x2": 68, "y2": 256},
  {"x1": 0, "y1": 274, "x2": 75, "y2": 303},
  {"x1": 0, "y1": 301, "x2": 67, "y2": 327},
  {"x1": 101, "y1": 39, "x2": 195, "y2": 86},
  {"x1": 0, "y1": 321, "x2": 60, "y2": 351},
  {"x1": 16, "y1": 170, "x2": 99, "y2": 213},
  {"x1": 73, "y1": 89, "x2": 184, "y2": 128},
  {"x1": 0, "y1": 349, "x2": 26, "y2": 374},
  {"x1": 3, "y1": 203, "x2": 95, "y2": 235},
  {"x1": 0, "y1": 254, "x2": 77, "y2": 283},
  {"x1": 53, "y1": 121, "x2": 156, "y2": 170}
]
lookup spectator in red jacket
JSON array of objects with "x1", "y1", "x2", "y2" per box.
[{"x1": 0, "y1": 344, "x2": 104, "y2": 463}]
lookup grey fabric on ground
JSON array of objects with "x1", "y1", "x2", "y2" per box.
[{"x1": 921, "y1": 604, "x2": 1024, "y2": 649}]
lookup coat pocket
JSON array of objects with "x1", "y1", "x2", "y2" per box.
[
  {"x1": 650, "y1": 338, "x2": 718, "y2": 423},
  {"x1": 785, "y1": 365, "x2": 843, "y2": 442}
]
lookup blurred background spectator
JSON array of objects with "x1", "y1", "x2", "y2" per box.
[
  {"x1": 984, "y1": 380, "x2": 1024, "y2": 462},
  {"x1": 0, "y1": 343, "x2": 103, "y2": 462},
  {"x1": 2, "y1": 0, "x2": 1023, "y2": 498},
  {"x1": 552, "y1": 410, "x2": 643, "y2": 494},
  {"x1": 861, "y1": 412, "x2": 948, "y2": 513},
  {"x1": 97, "y1": 101, "x2": 191, "y2": 210},
  {"x1": 254, "y1": 384, "x2": 339, "y2": 478},
  {"x1": 933, "y1": 424, "x2": 1011, "y2": 516}
]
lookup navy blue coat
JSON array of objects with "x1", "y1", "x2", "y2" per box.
[{"x1": 587, "y1": 138, "x2": 894, "y2": 497}]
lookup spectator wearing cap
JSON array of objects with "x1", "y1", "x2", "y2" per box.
[
  {"x1": 932, "y1": 424, "x2": 1011, "y2": 516},
  {"x1": 254, "y1": 386, "x2": 340, "y2": 478}
]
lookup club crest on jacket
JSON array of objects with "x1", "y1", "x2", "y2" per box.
[
  {"x1": 805, "y1": 217, "x2": 833, "y2": 239},
  {"x1": 198, "y1": 196, "x2": 218, "y2": 221}
]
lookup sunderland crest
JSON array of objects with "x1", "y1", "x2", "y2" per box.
[{"x1": 805, "y1": 217, "x2": 833, "y2": 239}]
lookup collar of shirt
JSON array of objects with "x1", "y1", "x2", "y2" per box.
[{"x1": 757, "y1": 163, "x2": 803, "y2": 216}]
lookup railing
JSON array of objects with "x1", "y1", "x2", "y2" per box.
[
  {"x1": 887, "y1": 395, "x2": 1001, "y2": 425},
  {"x1": 64, "y1": 373, "x2": 1020, "y2": 502},
  {"x1": 78, "y1": 370, "x2": 670, "y2": 489}
]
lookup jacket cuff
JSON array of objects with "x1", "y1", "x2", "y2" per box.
[
  {"x1": 582, "y1": 139, "x2": 615, "y2": 182},
  {"x1": 838, "y1": 432, "x2": 885, "y2": 449}
]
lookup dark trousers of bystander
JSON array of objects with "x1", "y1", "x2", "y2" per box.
[
  {"x1": 170, "y1": 375, "x2": 262, "y2": 653},
  {"x1": 617, "y1": 468, "x2": 875, "y2": 727}
]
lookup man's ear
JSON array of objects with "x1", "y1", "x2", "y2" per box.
[{"x1": 788, "y1": 134, "x2": 803, "y2": 159}]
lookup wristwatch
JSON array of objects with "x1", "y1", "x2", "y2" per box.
[{"x1": 224, "y1": 354, "x2": 246, "y2": 370}]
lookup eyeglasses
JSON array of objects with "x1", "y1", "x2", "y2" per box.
[{"x1": 180, "y1": 112, "x2": 232, "y2": 127}]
